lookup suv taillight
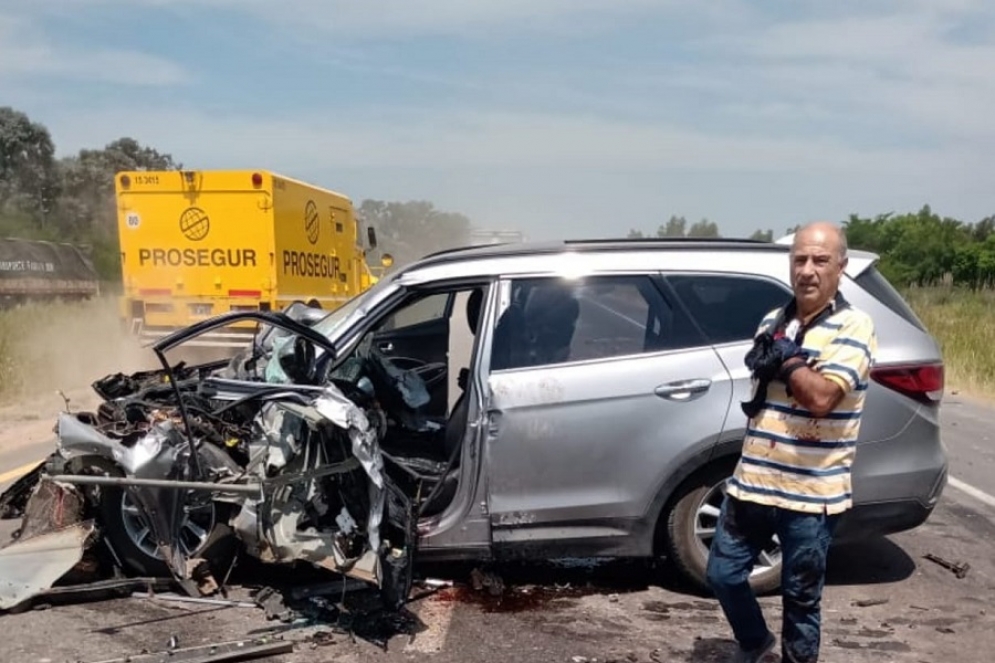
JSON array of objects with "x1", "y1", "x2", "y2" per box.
[{"x1": 870, "y1": 362, "x2": 944, "y2": 403}]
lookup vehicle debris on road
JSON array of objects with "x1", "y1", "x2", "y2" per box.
[
  {"x1": 83, "y1": 635, "x2": 296, "y2": 663},
  {"x1": 923, "y1": 553, "x2": 970, "y2": 579}
]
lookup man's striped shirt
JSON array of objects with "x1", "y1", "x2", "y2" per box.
[{"x1": 726, "y1": 296, "x2": 878, "y2": 515}]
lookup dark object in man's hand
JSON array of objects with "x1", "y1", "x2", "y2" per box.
[{"x1": 741, "y1": 332, "x2": 806, "y2": 417}]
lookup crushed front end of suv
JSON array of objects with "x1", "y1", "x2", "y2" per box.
[{"x1": 0, "y1": 304, "x2": 428, "y2": 612}]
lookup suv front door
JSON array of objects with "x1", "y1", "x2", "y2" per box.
[{"x1": 482, "y1": 273, "x2": 734, "y2": 555}]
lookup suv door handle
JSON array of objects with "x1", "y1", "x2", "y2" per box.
[
  {"x1": 655, "y1": 379, "x2": 712, "y2": 401},
  {"x1": 487, "y1": 410, "x2": 502, "y2": 435}
]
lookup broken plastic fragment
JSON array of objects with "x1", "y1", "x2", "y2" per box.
[{"x1": 0, "y1": 521, "x2": 96, "y2": 611}]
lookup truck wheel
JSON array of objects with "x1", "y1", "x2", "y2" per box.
[{"x1": 662, "y1": 464, "x2": 782, "y2": 596}]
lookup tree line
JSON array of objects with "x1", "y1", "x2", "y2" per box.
[{"x1": 629, "y1": 208, "x2": 995, "y2": 289}]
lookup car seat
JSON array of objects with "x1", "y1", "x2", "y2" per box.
[{"x1": 521, "y1": 284, "x2": 580, "y2": 366}]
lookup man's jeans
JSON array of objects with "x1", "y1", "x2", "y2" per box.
[{"x1": 706, "y1": 493, "x2": 840, "y2": 663}]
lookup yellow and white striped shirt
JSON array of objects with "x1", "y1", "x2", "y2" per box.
[{"x1": 726, "y1": 295, "x2": 878, "y2": 515}]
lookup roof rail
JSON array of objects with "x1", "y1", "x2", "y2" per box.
[{"x1": 564, "y1": 236, "x2": 772, "y2": 245}]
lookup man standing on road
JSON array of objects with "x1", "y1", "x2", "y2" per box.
[{"x1": 706, "y1": 221, "x2": 877, "y2": 663}]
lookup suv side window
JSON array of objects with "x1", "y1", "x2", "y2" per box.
[
  {"x1": 666, "y1": 274, "x2": 791, "y2": 344},
  {"x1": 490, "y1": 275, "x2": 704, "y2": 370},
  {"x1": 377, "y1": 292, "x2": 451, "y2": 332}
]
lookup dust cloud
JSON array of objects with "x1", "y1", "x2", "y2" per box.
[{"x1": 0, "y1": 295, "x2": 159, "y2": 412}]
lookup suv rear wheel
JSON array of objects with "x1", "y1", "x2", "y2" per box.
[{"x1": 663, "y1": 463, "x2": 782, "y2": 595}]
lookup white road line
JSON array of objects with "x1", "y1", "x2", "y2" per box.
[
  {"x1": 948, "y1": 475, "x2": 995, "y2": 510},
  {"x1": 403, "y1": 595, "x2": 456, "y2": 653}
]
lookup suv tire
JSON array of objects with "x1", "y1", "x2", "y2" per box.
[
  {"x1": 664, "y1": 463, "x2": 782, "y2": 596},
  {"x1": 69, "y1": 446, "x2": 240, "y2": 579}
]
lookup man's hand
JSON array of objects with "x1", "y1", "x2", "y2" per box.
[
  {"x1": 772, "y1": 337, "x2": 805, "y2": 366},
  {"x1": 745, "y1": 333, "x2": 805, "y2": 381}
]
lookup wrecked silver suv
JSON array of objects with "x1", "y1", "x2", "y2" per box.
[{"x1": 0, "y1": 237, "x2": 948, "y2": 610}]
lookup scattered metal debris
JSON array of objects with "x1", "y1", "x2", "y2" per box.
[
  {"x1": 26, "y1": 576, "x2": 171, "y2": 609},
  {"x1": 288, "y1": 577, "x2": 369, "y2": 601},
  {"x1": 132, "y1": 591, "x2": 257, "y2": 609},
  {"x1": 181, "y1": 640, "x2": 295, "y2": 663},
  {"x1": 307, "y1": 630, "x2": 336, "y2": 647},
  {"x1": 0, "y1": 520, "x2": 97, "y2": 611},
  {"x1": 470, "y1": 567, "x2": 506, "y2": 597},
  {"x1": 253, "y1": 586, "x2": 301, "y2": 623},
  {"x1": 923, "y1": 553, "x2": 970, "y2": 579},
  {"x1": 83, "y1": 637, "x2": 295, "y2": 663}
]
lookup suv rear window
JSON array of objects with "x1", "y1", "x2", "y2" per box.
[
  {"x1": 852, "y1": 266, "x2": 927, "y2": 332},
  {"x1": 666, "y1": 274, "x2": 792, "y2": 344}
]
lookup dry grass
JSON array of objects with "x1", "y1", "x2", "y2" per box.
[
  {"x1": 0, "y1": 295, "x2": 157, "y2": 405},
  {"x1": 902, "y1": 286, "x2": 995, "y2": 397}
]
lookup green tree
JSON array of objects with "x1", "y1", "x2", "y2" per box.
[
  {"x1": 0, "y1": 107, "x2": 60, "y2": 223},
  {"x1": 358, "y1": 200, "x2": 472, "y2": 268},
  {"x1": 657, "y1": 215, "x2": 687, "y2": 237},
  {"x1": 845, "y1": 206, "x2": 972, "y2": 287},
  {"x1": 56, "y1": 137, "x2": 180, "y2": 278},
  {"x1": 627, "y1": 229, "x2": 644, "y2": 238},
  {"x1": 57, "y1": 137, "x2": 180, "y2": 237},
  {"x1": 687, "y1": 218, "x2": 720, "y2": 237},
  {"x1": 749, "y1": 229, "x2": 774, "y2": 242},
  {"x1": 971, "y1": 215, "x2": 995, "y2": 243}
]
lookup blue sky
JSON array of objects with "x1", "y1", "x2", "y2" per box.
[{"x1": 1, "y1": 0, "x2": 993, "y2": 240}]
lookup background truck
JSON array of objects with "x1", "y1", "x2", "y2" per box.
[
  {"x1": 115, "y1": 169, "x2": 385, "y2": 348},
  {"x1": 0, "y1": 237, "x2": 100, "y2": 309}
]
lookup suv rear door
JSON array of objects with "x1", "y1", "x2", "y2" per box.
[
  {"x1": 482, "y1": 272, "x2": 734, "y2": 555},
  {"x1": 663, "y1": 272, "x2": 795, "y2": 441}
]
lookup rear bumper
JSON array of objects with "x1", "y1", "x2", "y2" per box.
[
  {"x1": 834, "y1": 498, "x2": 935, "y2": 542},
  {"x1": 834, "y1": 464, "x2": 947, "y2": 543}
]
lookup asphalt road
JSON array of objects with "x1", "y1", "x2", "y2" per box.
[{"x1": 1, "y1": 302, "x2": 995, "y2": 663}]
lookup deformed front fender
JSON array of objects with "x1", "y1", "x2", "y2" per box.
[
  {"x1": 57, "y1": 413, "x2": 187, "y2": 474},
  {"x1": 55, "y1": 413, "x2": 136, "y2": 471},
  {"x1": 53, "y1": 413, "x2": 195, "y2": 584}
]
